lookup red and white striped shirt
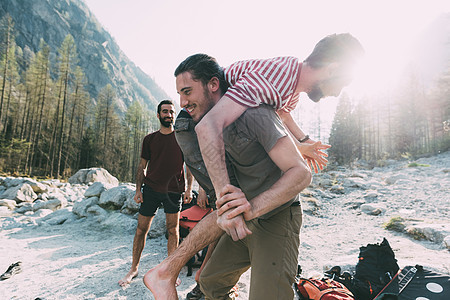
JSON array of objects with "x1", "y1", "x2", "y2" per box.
[{"x1": 223, "y1": 56, "x2": 301, "y2": 113}]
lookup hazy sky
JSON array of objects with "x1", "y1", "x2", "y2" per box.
[{"x1": 83, "y1": 0, "x2": 450, "y2": 104}]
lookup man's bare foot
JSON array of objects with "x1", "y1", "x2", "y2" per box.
[
  {"x1": 144, "y1": 266, "x2": 178, "y2": 300},
  {"x1": 118, "y1": 269, "x2": 138, "y2": 287},
  {"x1": 176, "y1": 277, "x2": 181, "y2": 287}
]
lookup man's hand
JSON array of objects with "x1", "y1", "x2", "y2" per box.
[
  {"x1": 196, "y1": 188, "x2": 209, "y2": 209},
  {"x1": 217, "y1": 184, "x2": 253, "y2": 221},
  {"x1": 216, "y1": 211, "x2": 252, "y2": 241},
  {"x1": 183, "y1": 187, "x2": 193, "y2": 204},
  {"x1": 297, "y1": 141, "x2": 331, "y2": 173},
  {"x1": 134, "y1": 190, "x2": 143, "y2": 204}
]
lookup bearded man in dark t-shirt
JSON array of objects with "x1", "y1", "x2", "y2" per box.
[{"x1": 118, "y1": 100, "x2": 193, "y2": 287}]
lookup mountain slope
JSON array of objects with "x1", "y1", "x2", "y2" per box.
[{"x1": 0, "y1": 0, "x2": 167, "y2": 112}]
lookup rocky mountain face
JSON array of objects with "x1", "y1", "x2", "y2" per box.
[
  {"x1": 0, "y1": 0, "x2": 167, "y2": 112},
  {"x1": 413, "y1": 13, "x2": 450, "y2": 85}
]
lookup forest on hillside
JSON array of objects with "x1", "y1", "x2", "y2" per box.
[
  {"x1": 0, "y1": 15, "x2": 158, "y2": 182},
  {"x1": 0, "y1": 13, "x2": 449, "y2": 182},
  {"x1": 328, "y1": 64, "x2": 450, "y2": 165}
]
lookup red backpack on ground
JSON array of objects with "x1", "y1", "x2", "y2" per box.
[
  {"x1": 296, "y1": 277, "x2": 355, "y2": 300},
  {"x1": 179, "y1": 204, "x2": 212, "y2": 235},
  {"x1": 177, "y1": 192, "x2": 212, "y2": 276}
]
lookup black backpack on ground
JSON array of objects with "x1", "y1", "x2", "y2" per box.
[{"x1": 344, "y1": 238, "x2": 400, "y2": 300}]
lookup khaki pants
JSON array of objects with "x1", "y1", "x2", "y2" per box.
[{"x1": 199, "y1": 205, "x2": 302, "y2": 300}]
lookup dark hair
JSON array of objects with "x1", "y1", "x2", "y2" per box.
[
  {"x1": 174, "y1": 54, "x2": 229, "y2": 95},
  {"x1": 157, "y1": 100, "x2": 174, "y2": 114},
  {"x1": 304, "y1": 33, "x2": 365, "y2": 69}
]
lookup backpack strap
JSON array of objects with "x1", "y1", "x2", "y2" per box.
[{"x1": 317, "y1": 288, "x2": 354, "y2": 300}]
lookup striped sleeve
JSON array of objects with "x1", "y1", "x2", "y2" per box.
[{"x1": 224, "y1": 57, "x2": 300, "y2": 111}]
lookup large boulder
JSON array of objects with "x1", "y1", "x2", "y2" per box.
[
  {"x1": 38, "y1": 208, "x2": 75, "y2": 225},
  {"x1": 3, "y1": 177, "x2": 48, "y2": 193},
  {"x1": 84, "y1": 182, "x2": 108, "y2": 198},
  {"x1": 68, "y1": 168, "x2": 119, "y2": 186},
  {"x1": 73, "y1": 197, "x2": 99, "y2": 217},
  {"x1": 98, "y1": 185, "x2": 134, "y2": 210},
  {"x1": 121, "y1": 185, "x2": 139, "y2": 215},
  {"x1": 32, "y1": 198, "x2": 67, "y2": 211},
  {"x1": 0, "y1": 199, "x2": 17, "y2": 210},
  {"x1": 2, "y1": 184, "x2": 38, "y2": 203}
]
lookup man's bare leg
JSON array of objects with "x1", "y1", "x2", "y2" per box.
[
  {"x1": 165, "y1": 212, "x2": 182, "y2": 286},
  {"x1": 143, "y1": 212, "x2": 223, "y2": 299},
  {"x1": 119, "y1": 214, "x2": 153, "y2": 286}
]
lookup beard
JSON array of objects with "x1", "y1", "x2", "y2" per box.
[
  {"x1": 192, "y1": 89, "x2": 216, "y2": 123},
  {"x1": 307, "y1": 84, "x2": 324, "y2": 103},
  {"x1": 159, "y1": 116, "x2": 173, "y2": 127}
]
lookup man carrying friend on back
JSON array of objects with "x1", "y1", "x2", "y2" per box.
[{"x1": 145, "y1": 33, "x2": 364, "y2": 299}]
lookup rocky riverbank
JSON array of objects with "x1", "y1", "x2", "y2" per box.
[{"x1": 0, "y1": 152, "x2": 449, "y2": 299}]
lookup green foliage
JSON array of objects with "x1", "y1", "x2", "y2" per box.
[
  {"x1": 407, "y1": 162, "x2": 430, "y2": 168},
  {"x1": 328, "y1": 94, "x2": 360, "y2": 164},
  {"x1": 328, "y1": 63, "x2": 450, "y2": 166},
  {"x1": 406, "y1": 228, "x2": 427, "y2": 241},
  {"x1": 0, "y1": 24, "x2": 155, "y2": 182},
  {"x1": 383, "y1": 216, "x2": 406, "y2": 232}
]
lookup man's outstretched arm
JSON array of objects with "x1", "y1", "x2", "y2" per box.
[{"x1": 195, "y1": 96, "x2": 247, "y2": 195}]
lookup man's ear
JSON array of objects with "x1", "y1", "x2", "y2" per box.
[
  {"x1": 208, "y1": 77, "x2": 220, "y2": 92},
  {"x1": 325, "y1": 62, "x2": 341, "y2": 77}
]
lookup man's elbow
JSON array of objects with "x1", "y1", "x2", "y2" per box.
[{"x1": 294, "y1": 163, "x2": 312, "y2": 192}]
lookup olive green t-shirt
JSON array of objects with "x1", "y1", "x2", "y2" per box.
[{"x1": 223, "y1": 105, "x2": 300, "y2": 219}]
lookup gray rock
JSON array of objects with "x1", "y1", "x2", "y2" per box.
[
  {"x1": 361, "y1": 203, "x2": 386, "y2": 215},
  {"x1": 100, "y1": 211, "x2": 137, "y2": 234},
  {"x1": 37, "y1": 193, "x2": 49, "y2": 201},
  {"x1": 330, "y1": 185, "x2": 345, "y2": 194},
  {"x1": 315, "y1": 178, "x2": 334, "y2": 187},
  {"x1": 73, "y1": 197, "x2": 99, "y2": 217},
  {"x1": 84, "y1": 182, "x2": 108, "y2": 198},
  {"x1": 15, "y1": 202, "x2": 33, "y2": 214},
  {"x1": 0, "y1": 199, "x2": 17, "y2": 210},
  {"x1": 444, "y1": 236, "x2": 450, "y2": 250},
  {"x1": 68, "y1": 168, "x2": 119, "y2": 186},
  {"x1": 121, "y1": 189, "x2": 139, "y2": 214},
  {"x1": 343, "y1": 177, "x2": 369, "y2": 189},
  {"x1": 0, "y1": 206, "x2": 12, "y2": 217},
  {"x1": 99, "y1": 185, "x2": 134, "y2": 210},
  {"x1": 313, "y1": 189, "x2": 335, "y2": 199},
  {"x1": 148, "y1": 209, "x2": 167, "y2": 238},
  {"x1": 32, "y1": 198, "x2": 68, "y2": 211},
  {"x1": 406, "y1": 223, "x2": 450, "y2": 244},
  {"x1": 385, "y1": 174, "x2": 408, "y2": 185},
  {"x1": 32, "y1": 209, "x2": 54, "y2": 218},
  {"x1": 87, "y1": 204, "x2": 107, "y2": 216},
  {"x1": 87, "y1": 205, "x2": 109, "y2": 222},
  {"x1": 11, "y1": 178, "x2": 49, "y2": 193},
  {"x1": 350, "y1": 172, "x2": 367, "y2": 178},
  {"x1": 343, "y1": 199, "x2": 365, "y2": 209},
  {"x1": 363, "y1": 191, "x2": 379, "y2": 200},
  {"x1": 38, "y1": 208, "x2": 74, "y2": 225},
  {"x1": 2, "y1": 184, "x2": 38, "y2": 203}
]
